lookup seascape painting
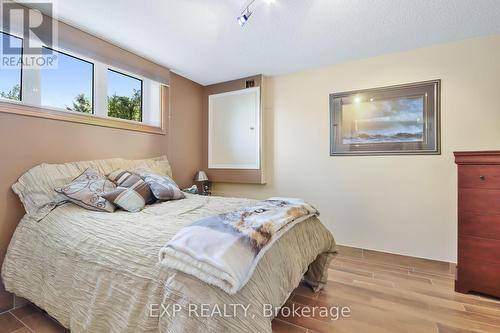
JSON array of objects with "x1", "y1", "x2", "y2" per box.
[
  {"x1": 330, "y1": 80, "x2": 440, "y2": 156},
  {"x1": 341, "y1": 97, "x2": 424, "y2": 144}
]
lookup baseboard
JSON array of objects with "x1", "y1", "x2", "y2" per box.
[{"x1": 335, "y1": 244, "x2": 456, "y2": 277}]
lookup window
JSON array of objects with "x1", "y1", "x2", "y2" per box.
[
  {"x1": 0, "y1": 33, "x2": 163, "y2": 133},
  {"x1": 0, "y1": 32, "x2": 22, "y2": 101},
  {"x1": 107, "y1": 69, "x2": 142, "y2": 122},
  {"x1": 41, "y1": 47, "x2": 94, "y2": 113}
]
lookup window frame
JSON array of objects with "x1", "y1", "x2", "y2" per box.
[
  {"x1": 0, "y1": 30, "x2": 24, "y2": 102},
  {"x1": 41, "y1": 46, "x2": 95, "y2": 114},
  {"x1": 0, "y1": 32, "x2": 166, "y2": 135},
  {"x1": 107, "y1": 68, "x2": 144, "y2": 122}
]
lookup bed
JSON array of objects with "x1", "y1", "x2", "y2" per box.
[{"x1": 1, "y1": 157, "x2": 336, "y2": 333}]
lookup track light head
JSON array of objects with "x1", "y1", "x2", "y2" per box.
[{"x1": 237, "y1": 8, "x2": 252, "y2": 26}]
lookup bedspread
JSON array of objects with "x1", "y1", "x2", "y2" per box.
[{"x1": 2, "y1": 194, "x2": 336, "y2": 333}]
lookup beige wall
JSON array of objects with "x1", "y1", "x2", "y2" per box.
[
  {"x1": 0, "y1": 73, "x2": 203, "y2": 272},
  {"x1": 213, "y1": 35, "x2": 500, "y2": 263}
]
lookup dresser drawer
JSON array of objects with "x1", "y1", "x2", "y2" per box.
[
  {"x1": 459, "y1": 212, "x2": 500, "y2": 239},
  {"x1": 458, "y1": 236, "x2": 500, "y2": 264},
  {"x1": 457, "y1": 258, "x2": 500, "y2": 293},
  {"x1": 458, "y1": 165, "x2": 500, "y2": 189},
  {"x1": 459, "y1": 188, "x2": 500, "y2": 214}
]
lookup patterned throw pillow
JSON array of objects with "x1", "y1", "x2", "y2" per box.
[
  {"x1": 55, "y1": 169, "x2": 116, "y2": 212},
  {"x1": 104, "y1": 170, "x2": 155, "y2": 212},
  {"x1": 132, "y1": 168, "x2": 185, "y2": 201}
]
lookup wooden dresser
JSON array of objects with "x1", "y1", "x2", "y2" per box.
[{"x1": 455, "y1": 151, "x2": 500, "y2": 298}]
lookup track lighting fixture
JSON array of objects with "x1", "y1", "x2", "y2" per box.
[
  {"x1": 237, "y1": 6, "x2": 253, "y2": 26},
  {"x1": 237, "y1": 0, "x2": 275, "y2": 27},
  {"x1": 237, "y1": 0, "x2": 256, "y2": 27}
]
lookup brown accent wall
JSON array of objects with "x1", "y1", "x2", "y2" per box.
[
  {"x1": 0, "y1": 72, "x2": 203, "y2": 309},
  {"x1": 168, "y1": 73, "x2": 204, "y2": 188},
  {"x1": 7, "y1": 3, "x2": 170, "y2": 85},
  {"x1": 202, "y1": 75, "x2": 266, "y2": 184}
]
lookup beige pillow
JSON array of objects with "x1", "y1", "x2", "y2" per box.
[
  {"x1": 55, "y1": 169, "x2": 116, "y2": 212},
  {"x1": 12, "y1": 156, "x2": 172, "y2": 221},
  {"x1": 104, "y1": 170, "x2": 155, "y2": 212}
]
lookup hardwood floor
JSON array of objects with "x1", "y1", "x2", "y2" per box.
[
  {"x1": 0, "y1": 304, "x2": 68, "y2": 333},
  {"x1": 1, "y1": 245, "x2": 499, "y2": 332},
  {"x1": 273, "y1": 245, "x2": 500, "y2": 333}
]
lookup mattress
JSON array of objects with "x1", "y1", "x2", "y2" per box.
[{"x1": 2, "y1": 194, "x2": 335, "y2": 333}]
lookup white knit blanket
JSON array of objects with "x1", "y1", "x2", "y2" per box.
[{"x1": 158, "y1": 197, "x2": 319, "y2": 294}]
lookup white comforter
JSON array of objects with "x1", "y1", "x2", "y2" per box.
[{"x1": 2, "y1": 194, "x2": 335, "y2": 333}]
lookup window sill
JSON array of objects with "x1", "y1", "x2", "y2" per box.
[{"x1": 0, "y1": 99, "x2": 166, "y2": 135}]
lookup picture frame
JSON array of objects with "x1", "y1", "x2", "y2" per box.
[{"x1": 330, "y1": 80, "x2": 441, "y2": 156}]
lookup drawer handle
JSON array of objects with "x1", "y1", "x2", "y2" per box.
[{"x1": 479, "y1": 175, "x2": 486, "y2": 181}]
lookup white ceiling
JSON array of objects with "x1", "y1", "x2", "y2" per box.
[{"x1": 35, "y1": 0, "x2": 500, "y2": 85}]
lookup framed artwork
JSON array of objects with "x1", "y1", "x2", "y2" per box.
[{"x1": 330, "y1": 80, "x2": 440, "y2": 156}]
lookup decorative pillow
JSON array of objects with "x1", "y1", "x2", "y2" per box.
[
  {"x1": 55, "y1": 169, "x2": 116, "y2": 212},
  {"x1": 12, "y1": 155, "x2": 172, "y2": 221},
  {"x1": 104, "y1": 170, "x2": 155, "y2": 212},
  {"x1": 132, "y1": 168, "x2": 185, "y2": 201}
]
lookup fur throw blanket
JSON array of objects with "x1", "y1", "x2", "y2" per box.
[{"x1": 158, "y1": 197, "x2": 319, "y2": 294}]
